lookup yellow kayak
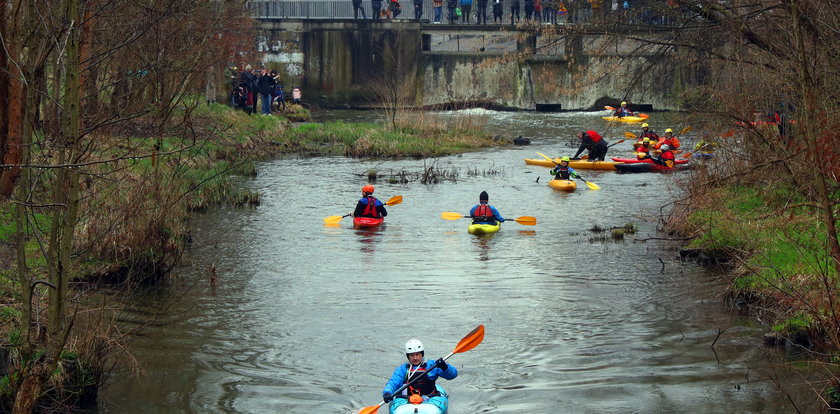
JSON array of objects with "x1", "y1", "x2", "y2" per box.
[
  {"x1": 602, "y1": 115, "x2": 648, "y2": 123},
  {"x1": 524, "y1": 158, "x2": 621, "y2": 171},
  {"x1": 548, "y1": 179, "x2": 576, "y2": 192},
  {"x1": 468, "y1": 222, "x2": 501, "y2": 235}
]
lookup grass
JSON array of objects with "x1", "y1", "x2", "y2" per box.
[{"x1": 280, "y1": 120, "x2": 503, "y2": 158}]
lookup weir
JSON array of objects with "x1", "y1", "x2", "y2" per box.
[{"x1": 245, "y1": 18, "x2": 700, "y2": 110}]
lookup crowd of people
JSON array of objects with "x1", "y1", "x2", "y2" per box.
[
  {"x1": 227, "y1": 64, "x2": 302, "y2": 116},
  {"x1": 354, "y1": 0, "x2": 671, "y2": 25}
]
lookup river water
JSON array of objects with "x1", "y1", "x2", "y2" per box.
[{"x1": 98, "y1": 110, "x2": 810, "y2": 413}]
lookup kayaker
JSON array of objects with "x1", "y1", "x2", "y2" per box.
[
  {"x1": 613, "y1": 101, "x2": 635, "y2": 118},
  {"x1": 381, "y1": 339, "x2": 458, "y2": 411},
  {"x1": 550, "y1": 156, "x2": 581, "y2": 180},
  {"x1": 636, "y1": 123, "x2": 659, "y2": 141},
  {"x1": 352, "y1": 185, "x2": 387, "y2": 219},
  {"x1": 634, "y1": 138, "x2": 654, "y2": 159},
  {"x1": 651, "y1": 144, "x2": 676, "y2": 168},
  {"x1": 572, "y1": 130, "x2": 608, "y2": 161},
  {"x1": 654, "y1": 128, "x2": 681, "y2": 151},
  {"x1": 470, "y1": 191, "x2": 505, "y2": 225}
]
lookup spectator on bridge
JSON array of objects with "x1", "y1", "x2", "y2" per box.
[
  {"x1": 389, "y1": 0, "x2": 402, "y2": 18},
  {"x1": 533, "y1": 0, "x2": 542, "y2": 22},
  {"x1": 509, "y1": 0, "x2": 520, "y2": 24},
  {"x1": 459, "y1": 0, "x2": 472, "y2": 22},
  {"x1": 372, "y1": 0, "x2": 383, "y2": 18},
  {"x1": 543, "y1": 0, "x2": 556, "y2": 24},
  {"x1": 446, "y1": 0, "x2": 458, "y2": 23},
  {"x1": 523, "y1": 0, "x2": 533, "y2": 21},
  {"x1": 476, "y1": 0, "x2": 488, "y2": 24},
  {"x1": 354, "y1": 0, "x2": 367, "y2": 18},
  {"x1": 414, "y1": 0, "x2": 424, "y2": 19},
  {"x1": 492, "y1": 0, "x2": 503, "y2": 23},
  {"x1": 433, "y1": 0, "x2": 443, "y2": 22}
]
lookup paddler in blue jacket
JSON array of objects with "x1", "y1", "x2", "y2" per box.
[
  {"x1": 469, "y1": 191, "x2": 505, "y2": 225},
  {"x1": 352, "y1": 185, "x2": 387, "y2": 219},
  {"x1": 382, "y1": 339, "x2": 458, "y2": 412}
]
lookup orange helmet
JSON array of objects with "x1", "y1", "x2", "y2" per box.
[{"x1": 362, "y1": 185, "x2": 374, "y2": 194}]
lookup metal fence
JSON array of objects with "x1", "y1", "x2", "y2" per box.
[{"x1": 249, "y1": 0, "x2": 443, "y2": 20}]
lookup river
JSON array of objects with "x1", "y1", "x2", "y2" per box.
[{"x1": 97, "y1": 110, "x2": 810, "y2": 413}]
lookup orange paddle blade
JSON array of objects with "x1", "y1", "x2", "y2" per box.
[
  {"x1": 624, "y1": 131, "x2": 637, "y2": 139},
  {"x1": 385, "y1": 195, "x2": 403, "y2": 206},
  {"x1": 681, "y1": 152, "x2": 693, "y2": 159},
  {"x1": 639, "y1": 114, "x2": 650, "y2": 119},
  {"x1": 453, "y1": 325, "x2": 485, "y2": 354},
  {"x1": 514, "y1": 216, "x2": 537, "y2": 225},
  {"x1": 678, "y1": 126, "x2": 692, "y2": 135},
  {"x1": 441, "y1": 212, "x2": 467, "y2": 220},
  {"x1": 604, "y1": 105, "x2": 615, "y2": 110},
  {"x1": 359, "y1": 402, "x2": 384, "y2": 414}
]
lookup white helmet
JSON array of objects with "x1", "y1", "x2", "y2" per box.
[
  {"x1": 661, "y1": 144, "x2": 670, "y2": 151},
  {"x1": 404, "y1": 339, "x2": 424, "y2": 354}
]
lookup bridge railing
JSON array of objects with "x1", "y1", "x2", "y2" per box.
[{"x1": 248, "y1": 0, "x2": 438, "y2": 20}]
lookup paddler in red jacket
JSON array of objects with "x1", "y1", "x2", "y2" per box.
[
  {"x1": 572, "y1": 130, "x2": 608, "y2": 161},
  {"x1": 352, "y1": 185, "x2": 388, "y2": 219},
  {"x1": 651, "y1": 144, "x2": 676, "y2": 168},
  {"x1": 654, "y1": 128, "x2": 681, "y2": 151}
]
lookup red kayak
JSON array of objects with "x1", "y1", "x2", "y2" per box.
[
  {"x1": 353, "y1": 216, "x2": 384, "y2": 228},
  {"x1": 615, "y1": 162, "x2": 691, "y2": 173},
  {"x1": 611, "y1": 157, "x2": 689, "y2": 165}
]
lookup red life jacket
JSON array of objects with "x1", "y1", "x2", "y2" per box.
[
  {"x1": 402, "y1": 364, "x2": 438, "y2": 397},
  {"x1": 661, "y1": 151, "x2": 675, "y2": 168},
  {"x1": 361, "y1": 196, "x2": 381, "y2": 218},
  {"x1": 473, "y1": 204, "x2": 493, "y2": 221},
  {"x1": 586, "y1": 130, "x2": 603, "y2": 143}
]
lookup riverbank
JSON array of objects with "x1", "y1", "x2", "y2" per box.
[{"x1": 667, "y1": 165, "x2": 840, "y2": 407}]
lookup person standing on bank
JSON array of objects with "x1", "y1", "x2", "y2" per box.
[
  {"x1": 257, "y1": 69, "x2": 276, "y2": 115},
  {"x1": 572, "y1": 130, "x2": 608, "y2": 161},
  {"x1": 372, "y1": 0, "x2": 383, "y2": 18},
  {"x1": 381, "y1": 339, "x2": 458, "y2": 412}
]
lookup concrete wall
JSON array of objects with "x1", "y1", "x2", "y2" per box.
[{"x1": 251, "y1": 20, "x2": 698, "y2": 110}]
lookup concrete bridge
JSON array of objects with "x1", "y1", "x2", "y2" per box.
[{"x1": 246, "y1": 17, "x2": 697, "y2": 110}]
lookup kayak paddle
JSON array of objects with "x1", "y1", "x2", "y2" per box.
[
  {"x1": 607, "y1": 139, "x2": 627, "y2": 148},
  {"x1": 535, "y1": 152, "x2": 601, "y2": 191},
  {"x1": 623, "y1": 131, "x2": 638, "y2": 139},
  {"x1": 323, "y1": 195, "x2": 403, "y2": 225},
  {"x1": 359, "y1": 325, "x2": 485, "y2": 414},
  {"x1": 440, "y1": 212, "x2": 537, "y2": 225}
]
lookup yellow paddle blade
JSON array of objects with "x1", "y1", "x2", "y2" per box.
[
  {"x1": 385, "y1": 195, "x2": 403, "y2": 206},
  {"x1": 585, "y1": 181, "x2": 601, "y2": 190},
  {"x1": 441, "y1": 211, "x2": 466, "y2": 220},
  {"x1": 535, "y1": 152, "x2": 556, "y2": 163},
  {"x1": 324, "y1": 215, "x2": 345, "y2": 225},
  {"x1": 624, "y1": 131, "x2": 637, "y2": 139},
  {"x1": 453, "y1": 325, "x2": 485, "y2": 354},
  {"x1": 678, "y1": 126, "x2": 693, "y2": 135},
  {"x1": 514, "y1": 216, "x2": 537, "y2": 225},
  {"x1": 359, "y1": 402, "x2": 384, "y2": 414}
]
